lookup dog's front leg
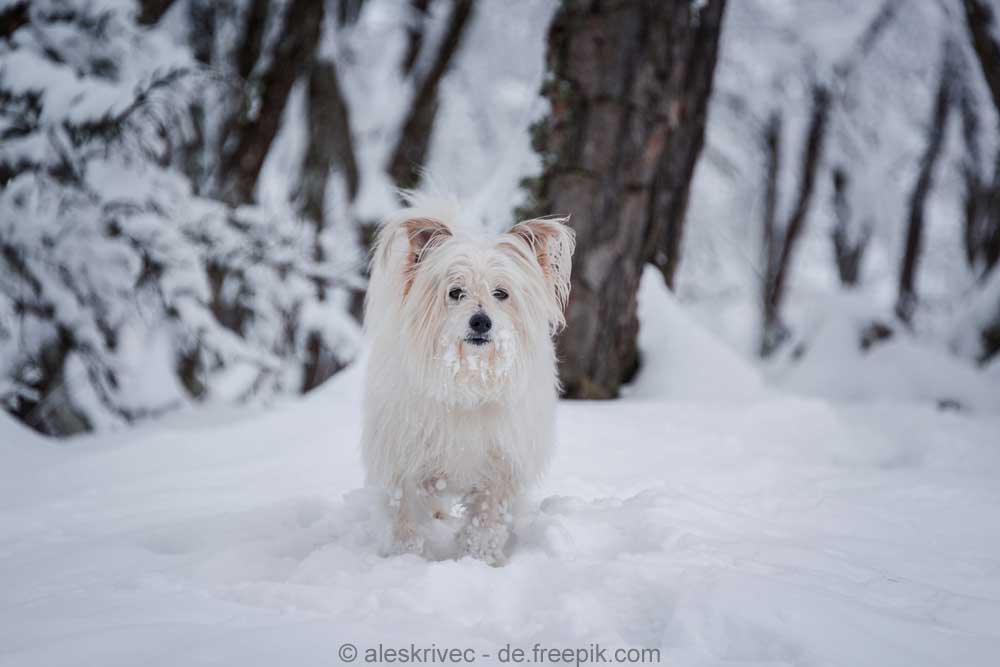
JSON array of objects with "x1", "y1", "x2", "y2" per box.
[
  {"x1": 456, "y1": 478, "x2": 514, "y2": 565},
  {"x1": 388, "y1": 482, "x2": 425, "y2": 556}
]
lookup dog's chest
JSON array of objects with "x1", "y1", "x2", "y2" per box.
[{"x1": 422, "y1": 404, "x2": 512, "y2": 477}]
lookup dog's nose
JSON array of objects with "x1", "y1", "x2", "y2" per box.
[{"x1": 469, "y1": 312, "x2": 492, "y2": 334}]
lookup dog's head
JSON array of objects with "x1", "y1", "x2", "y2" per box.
[{"x1": 366, "y1": 199, "x2": 574, "y2": 406}]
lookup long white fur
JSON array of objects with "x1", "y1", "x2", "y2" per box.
[{"x1": 361, "y1": 193, "x2": 574, "y2": 563}]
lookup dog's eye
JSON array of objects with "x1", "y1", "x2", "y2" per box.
[
  {"x1": 492, "y1": 288, "x2": 509, "y2": 301},
  {"x1": 448, "y1": 287, "x2": 464, "y2": 301}
]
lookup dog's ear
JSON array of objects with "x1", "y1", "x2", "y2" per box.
[
  {"x1": 403, "y1": 217, "x2": 451, "y2": 264},
  {"x1": 401, "y1": 217, "x2": 451, "y2": 294},
  {"x1": 508, "y1": 215, "x2": 575, "y2": 313}
]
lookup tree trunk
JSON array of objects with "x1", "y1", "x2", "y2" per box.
[
  {"x1": 235, "y1": 0, "x2": 270, "y2": 81},
  {"x1": 760, "y1": 112, "x2": 783, "y2": 352},
  {"x1": 525, "y1": 0, "x2": 727, "y2": 399},
  {"x1": 647, "y1": 0, "x2": 727, "y2": 289},
  {"x1": 296, "y1": 56, "x2": 359, "y2": 393},
  {"x1": 760, "y1": 86, "x2": 830, "y2": 356},
  {"x1": 175, "y1": 0, "x2": 220, "y2": 193},
  {"x1": 960, "y1": 0, "x2": 1000, "y2": 279},
  {"x1": 401, "y1": 0, "x2": 433, "y2": 76},
  {"x1": 137, "y1": 0, "x2": 176, "y2": 25},
  {"x1": 215, "y1": 0, "x2": 324, "y2": 206},
  {"x1": 963, "y1": 0, "x2": 1000, "y2": 115},
  {"x1": 830, "y1": 167, "x2": 871, "y2": 287},
  {"x1": 387, "y1": 0, "x2": 474, "y2": 191},
  {"x1": 296, "y1": 58, "x2": 360, "y2": 232},
  {"x1": 896, "y1": 42, "x2": 954, "y2": 324},
  {"x1": 820, "y1": 0, "x2": 894, "y2": 294},
  {"x1": 337, "y1": 0, "x2": 368, "y2": 26}
]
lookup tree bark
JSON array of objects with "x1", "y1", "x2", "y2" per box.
[
  {"x1": 525, "y1": 0, "x2": 727, "y2": 398},
  {"x1": 215, "y1": 0, "x2": 324, "y2": 206},
  {"x1": 387, "y1": 0, "x2": 474, "y2": 191},
  {"x1": 896, "y1": 43, "x2": 953, "y2": 324}
]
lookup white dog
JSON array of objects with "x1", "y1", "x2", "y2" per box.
[{"x1": 361, "y1": 195, "x2": 574, "y2": 564}]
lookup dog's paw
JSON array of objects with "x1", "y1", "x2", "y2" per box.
[
  {"x1": 388, "y1": 524, "x2": 426, "y2": 557},
  {"x1": 456, "y1": 518, "x2": 509, "y2": 565}
]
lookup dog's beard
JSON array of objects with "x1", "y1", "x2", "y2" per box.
[{"x1": 433, "y1": 328, "x2": 519, "y2": 406}]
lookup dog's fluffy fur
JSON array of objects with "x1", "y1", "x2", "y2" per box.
[{"x1": 361, "y1": 195, "x2": 574, "y2": 564}]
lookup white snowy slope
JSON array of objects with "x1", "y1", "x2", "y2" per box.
[{"x1": 2, "y1": 272, "x2": 1000, "y2": 667}]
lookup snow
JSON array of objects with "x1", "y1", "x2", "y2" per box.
[
  {"x1": 626, "y1": 267, "x2": 766, "y2": 402},
  {"x1": 3, "y1": 273, "x2": 1000, "y2": 666},
  {"x1": 772, "y1": 292, "x2": 1000, "y2": 413}
]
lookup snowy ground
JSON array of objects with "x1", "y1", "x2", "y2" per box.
[{"x1": 3, "y1": 274, "x2": 1000, "y2": 667}]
